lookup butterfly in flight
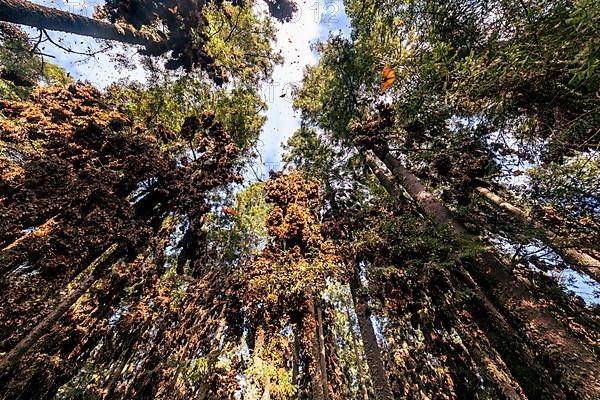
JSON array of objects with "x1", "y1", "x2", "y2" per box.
[{"x1": 381, "y1": 64, "x2": 395, "y2": 92}]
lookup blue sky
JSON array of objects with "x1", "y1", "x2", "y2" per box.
[
  {"x1": 254, "y1": 0, "x2": 350, "y2": 178},
  {"x1": 25, "y1": 0, "x2": 350, "y2": 179}
]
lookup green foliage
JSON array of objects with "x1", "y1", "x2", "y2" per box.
[
  {"x1": 203, "y1": 2, "x2": 282, "y2": 85},
  {"x1": 283, "y1": 127, "x2": 334, "y2": 180},
  {"x1": 0, "y1": 23, "x2": 71, "y2": 100},
  {"x1": 107, "y1": 75, "x2": 266, "y2": 150},
  {"x1": 528, "y1": 152, "x2": 600, "y2": 250},
  {"x1": 243, "y1": 334, "x2": 296, "y2": 399},
  {"x1": 206, "y1": 182, "x2": 272, "y2": 265}
]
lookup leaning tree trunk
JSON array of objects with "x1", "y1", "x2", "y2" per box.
[
  {"x1": 369, "y1": 146, "x2": 600, "y2": 400},
  {"x1": 0, "y1": 0, "x2": 157, "y2": 45},
  {"x1": 349, "y1": 259, "x2": 394, "y2": 400},
  {"x1": 475, "y1": 186, "x2": 600, "y2": 281},
  {"x1": 366, "y1": 149, "x2": 566, "y2": 400}
]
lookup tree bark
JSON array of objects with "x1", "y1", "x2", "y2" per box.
[
  {"x1": 370, "y1": 148, "x2": 600, "y2": 400},
  {"x1": 364, "y1": 153, "x2": 403, "y2": 200},
  {"x1": 0, "y1": 0, "x2": 157, "y2": 46},
  {"x1": 345, "y1": 305, "x2": 369, "y2": 400},
  {"x1": 292, "y1": 332, "x2": 300, "y2": 387},
  {"x1": 0, "y1": 243, "x2": 119, "y2": 379},
  {"x1": 372, "y1": 148, "x2": 465, "y2": 233},
  {"x1": 305, "y1": 292, "x2": 327, "y2": 400},
  {"x1": 316, "y1": 304, "x2": 330, "y2": 400},
  {"x1": 475, "y1": 186, "x2": 600, "y2": 281},
  {"x1": 349, "y1": 259, "x2": 394, "y2": 400}
]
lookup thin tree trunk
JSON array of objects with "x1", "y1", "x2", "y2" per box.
[
  {"x1": 103, "y1": 336, "x2": 138, "y2": 400},
  {"x1": 345, "y1": 305, "x2": 369, "y2": 400},
  {"x1": 364, "y1": 153, "x2": 403, "y2": 200},
  {"x1": 316, "y1": 304, "x2": 330, "y2": 400},
  {"x1": 349, "y1": 259, "x2": 394, "y2": 400},
  {"x1": 0, "y1": 0, "x2": 157, "y2": 45},
  {"x1": 305, "y1": 292, "x2": 326, "y2": 400},
  {"x1": 0, "y1": 243, "x2": 119, "y2": 378},
  {"x1": 1, "y1": 215, "x2": 60, "y2": 276},
  {"x1": 475, "y1": 186, "x2": 600, "y2": 281},
  {"x1": 292, "y1": 332, "x2": 300, "y2": 387},
  {"x1": 452, "y1": 310, "x2": 526, "y2": 400},
  {"x1": 1, "y1": 214, "x2": 59, "y2": 253},
  {"x1": 370, "y1": 148, "x2": 600, "y2": 400}
]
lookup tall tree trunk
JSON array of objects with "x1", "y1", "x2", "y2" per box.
[
  {"x1": 475, "y1": 186, "x2": 600, "y2": 281},
  {"x1": 362, "y1": 150, "x2": 561, "y2": 399},
  {"x1": 372, "y1": 148, "x2": 465, "y2": 233},
  {"x1": 0, "y1": 0, "x2": 157, "y2": 46},
  {"x1": 305, "y1": 292, "x2": 327, "y2": 400},
  {"x1": 292, "y1": 332, "x2": 300, "y2": 387},
  {"x1": 451, "y1": 308, "x2": 526, "y2": 400},
  {"x1": 345, "y1": 305, "x2": 370, "y2": 400},
  {"x1": 349, "y1": 259, "x2": 394, "y2": 400},
  {"x1": 369, "y1": 147, "x2": 600, "y2": 400},
  {"x1": 364, "y1": 153, "x2": 403, "y2": 200},
  {"x1": 316, "y1": 304, "x2": 330, "y2": 400},
  {"x1": 0, "y1": 243, "x2": 120, "y2": 379}
]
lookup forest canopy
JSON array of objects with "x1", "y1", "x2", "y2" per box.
[{"x1": 0, "y1": 0, "x2": 599, "y2": 399}]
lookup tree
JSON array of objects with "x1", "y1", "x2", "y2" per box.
[
  {"x1": 246, "y1": 171, "x2": 340, "y2": 399},
  {"x1": 0, "y1": 0, "x2": 158, "y2": 44},
  {"x1": 0, "y1": 22, "x2": 70, "y2": 99},
  {"x1": 0, "y1": 0, "x2": 291, "y2": 80}
]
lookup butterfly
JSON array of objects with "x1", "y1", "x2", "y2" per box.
[
  {"x1": 381, "y1": 64, "x2": 395, "y2": 92},
  {"x1": 222, "y1": 207, "x2": 238, "y2": 216}
]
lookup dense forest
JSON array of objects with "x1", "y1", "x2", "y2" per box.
[{"x1": 0, "y1": 0, "x2": 599, "y2": 399}]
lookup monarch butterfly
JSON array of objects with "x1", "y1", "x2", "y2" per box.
[
  {"x1": 381, "y1": 64, "x2": 395, "y2": 92},
  {"x1": 222, "y1": 207, "x2": 238, "y2": 216}
]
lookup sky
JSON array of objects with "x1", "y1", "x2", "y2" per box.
[{"x1": 25, "y1": 0, "x2": 350, "y2": 179}]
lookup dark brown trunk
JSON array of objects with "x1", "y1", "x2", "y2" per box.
[
  {"x1": 316, "y1": 304, "x2": 330, "y2": 400},
  {"x1": 370, "y1": 148, "x2": 600, "y2": 399},
  {"x1": 292, "y1": 332, "x2": 300, "y2": 387},
  {"x1": 349, "y1": 259, "x2": 394, "y2": 400},
  {"x1": 475, "y1": 186, "x2": 600, "y2": 281},
  {"x1": 305, "y1": 292, "x2": 326, "y2": 400},
  {"x1": 452, "y1": 310, "x2": 526, "y2": 400},
  {"x1": 0, "y1": 243, "x2": 119, "y2": 378},
  {"x1": 0, "y1": 0, "x2": 156, "y2": 45}
]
